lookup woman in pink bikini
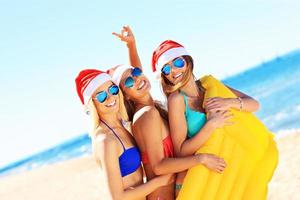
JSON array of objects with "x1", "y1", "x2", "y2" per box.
[{"x1": 109, "y1": 26, "x2": 228, "y2": 200}]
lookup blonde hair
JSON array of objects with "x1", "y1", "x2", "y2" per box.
[{"x1": 86, "y1": 89, "x2": 129, "y2": 161}]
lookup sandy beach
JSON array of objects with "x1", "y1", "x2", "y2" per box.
[{"x1": 0, "y1": 131, "x2": 299, "y2": 200}]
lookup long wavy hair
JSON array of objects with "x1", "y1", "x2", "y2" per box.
[
  {"x1": 160, "y1": 55, "x2": 205, "y2": 97},
  {"x1": 86, "y1": 89, "x2": 129, "y2": 162},
  {"x1": 121, "y1": 93, "x2": 169, "y2": 123}
]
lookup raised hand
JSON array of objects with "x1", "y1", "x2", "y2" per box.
[{"x1": 112, "y1": 25, "x2": 135, "y2": 47}]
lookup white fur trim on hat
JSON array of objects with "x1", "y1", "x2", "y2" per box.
[
  {"x1": 111, "y1": 65, "x2": 134, "y2": 86},
  {"x1": 156, "y1": 47, "x2": 189, "y2": 72},
  {"x1": 83, "y1": 73, "x2": 112, "y2": 105}
]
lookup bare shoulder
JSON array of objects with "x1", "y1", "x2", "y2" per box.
[
  {"x1": 132, "y1": 106, "x2": 161, "y2": 133},
  {"x1": 92, "y1": 131, "x2": 122, "y2": 169},
  {"x1": 168, "y1": 92, "x2": 184, "y2": 107},
  {"x1": 139, "y1": 106, "x2": 160, "y2": 123},
  {"x1": 93, "y1": 129, "x2": 120, "y2": 156}
]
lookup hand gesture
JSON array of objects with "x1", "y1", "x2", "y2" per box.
[{"x1": 112, "y1": 25, "x2": 135, "y2": 46}]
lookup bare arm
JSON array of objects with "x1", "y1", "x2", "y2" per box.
[
  {"x1": 138, "y1": 107, "x2": 215, "y2": 175},
  {"x1": 113, "y1": 25, "x2": 142, "y2": 69},
  {"x1": 96, "y1": 134, "x2": 171, "y2": 200},
  {"x1": 226, "y1": 85, "x2": 260, "y2": 112},
  {"x1": 205, "y1": 85, "x2": 260, "y2": 113},
  {"x1": 168, "y1": 93, "x2": 217, "y2": 157}
]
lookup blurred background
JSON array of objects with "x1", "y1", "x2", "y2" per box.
[{"x1": 0, "y1": 0, "x2": 299, "y2": 177}]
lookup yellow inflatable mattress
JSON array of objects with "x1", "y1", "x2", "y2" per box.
[{"x1": 177, "y1": 75, "x2": 278, "y2": 200}]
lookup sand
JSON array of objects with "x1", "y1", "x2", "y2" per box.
[
  {"x1": 0, "y1": 131, "x2": 299, "y2": 200},
  {"x1": 268, "y1": 130, "x2": 300, "y2": 200},
  {"x1": 0, "y1": 156, "x2": 109, "y2": 200}
]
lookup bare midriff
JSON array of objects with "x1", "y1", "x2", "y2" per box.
[
  {"x1": 123, "y1": 166, "x2": 146, "y2": 200},
  {"x1": 144, "y1": 164, "x2": 175, "y2": 200}
]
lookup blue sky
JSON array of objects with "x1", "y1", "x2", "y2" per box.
[{"x1": 0, "y1": 0, "x2": 299, "y2": 167}]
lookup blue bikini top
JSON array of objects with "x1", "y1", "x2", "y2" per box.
[
  {"x1": 181, "y1": 92, "x2": 207, "y2": 138},
  {"x1": 101, "y1": 120, "x2": 141, "y2": 177}
]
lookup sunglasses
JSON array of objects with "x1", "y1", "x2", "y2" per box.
[
  {"x1": 94, "y1": 84, "x2": 119, "y2": 103},
  {"x1": 161, "y1": 57, "x2": 185, "y2": 76},
  {"x1": 124, "y1": 67, "x2": 143, "y2": 88}
]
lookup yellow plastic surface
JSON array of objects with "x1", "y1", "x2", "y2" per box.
[{"x1": 177, "y1": 75, "x2": 278, "y2": 200}]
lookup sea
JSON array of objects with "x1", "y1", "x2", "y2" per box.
[{"x1": 1, "y1": 49, "x2": 299, "y2": 177}]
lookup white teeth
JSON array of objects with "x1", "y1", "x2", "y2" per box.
[
  {"x1": 106, "y1": 100, "x2": 116, "y2": 107},
  {"x1": 173, "y1": 73, "x2": 182, "y2": 79},
  {"x1": 138, "y1": 80, "x2": 145, "y2": 90}
]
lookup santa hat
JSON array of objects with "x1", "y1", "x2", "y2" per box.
[
  {"x1": 109, "y1": 64, "x2": 134, "y2": 86},
  {"x1": 152, "y1": 40, "x2": 189, "y2": 73},
  {"x1": 75, "y1": 69, "x2": 112, "y2": 106}
]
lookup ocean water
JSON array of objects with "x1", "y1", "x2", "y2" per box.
[
  {"x1": 223, "y1": 49, "x2": 300, "y2": 131},
  {"x1": 1, "y1": 50, "x2": 299, "y2": 177},
  {"x1": 0, "y1": 135, "x2": 92, "y2": 177}
]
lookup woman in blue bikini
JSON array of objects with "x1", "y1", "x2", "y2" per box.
[{"x1": 75, "y1": 69, "x2": 173, "y2": 200}]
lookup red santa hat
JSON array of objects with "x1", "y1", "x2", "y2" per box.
[
  {"x1": 75, "y1": 69, "x2": 112, "y2": 106},
  {"x1": 152, "y1": 40, "x2": 189, "y2": 73},
  {"x1": 109, "y1": 64, "x2": 134, "y2": 86}
]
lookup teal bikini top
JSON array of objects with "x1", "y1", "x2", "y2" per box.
[{"x1": 181, "y1": 92, "x2": 207, "y2": 138}]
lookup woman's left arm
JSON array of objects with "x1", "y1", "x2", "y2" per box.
[
  {"x1": 205, "y1": 85, "x2": 260, "y2": 112},
  {"x1": 113, "y1": 25, "x2": 142, "y2": 69}
]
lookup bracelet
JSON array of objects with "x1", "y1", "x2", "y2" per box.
[
  {"x1": 237, "y1": 97, "x2": 243, "y2": 111},
  {"x1": 175, "y1": 184, "x2": 183, "y2": 190}
]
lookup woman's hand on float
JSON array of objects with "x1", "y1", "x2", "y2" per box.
[
  {"x1": 204, "y1": 97, "x2": 236, "y2": 112},
  {"x1": 206, "y1": 110, "x2": 234, "y2": 129},
  {"x1": 198, "y1": 153, "x2": 227, "y2": 173}
]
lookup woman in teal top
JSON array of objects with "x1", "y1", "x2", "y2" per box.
[
  {"x1": 151, "y1": 40, "x2": 261, "y2": 196},
  {"x1": 181, "y1": 92, "x2": 207, "y2": 138},
  {"x1": 173, "y1": 89, "x2": 230, "y2": 194}
]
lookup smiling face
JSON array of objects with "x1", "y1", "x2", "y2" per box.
[
  {"x1": 160, "y1": 55, "x2": 194, "y2": 95},
  {"x1": 119, "y1": 68, "x2": 151, "y2": 101},
  {"x1": 91, "y1": 80, "x2": 120, "y2": 115},
  {"x1": 161, "y1": 56, "x2": 189, "y2": 85}
]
